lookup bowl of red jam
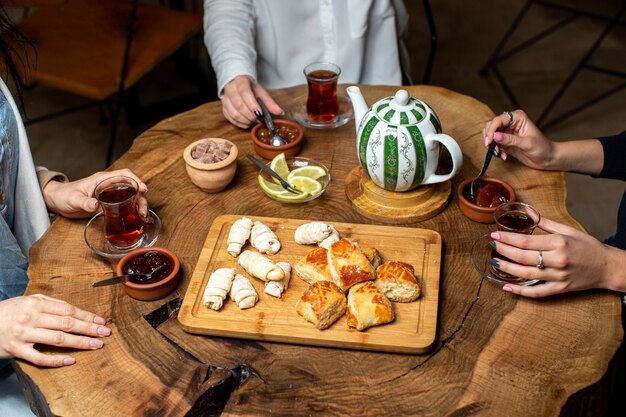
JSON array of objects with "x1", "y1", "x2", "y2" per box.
[
  {"x1": 116, "y1": 247, "x2": 180, "y2": 301},
  {"x1": 458, "y1": 176, "x2": 516, "y2": 223},
  {"x1": 250, "y1": 119, "x2": 304, "y2": 159}
]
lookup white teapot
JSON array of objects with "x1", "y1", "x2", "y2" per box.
[{"x1": 346, "y1": 87, "x2": 463, "y2": 192}]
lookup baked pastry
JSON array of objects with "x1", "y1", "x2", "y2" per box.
[
  {"x1": 375, "y1": 261, "x2": 421, "y2": 302},
  {"x1": 229, "y1": 274, "x2": 258, "y2": 309},
  {"x1": 363, "y1": 248, "x2": 383, "y2": 270},
  {"x1": 318, "y1": 225, "x2": 340, "y2": 250},
  {"x1": 293, "y1": 247, "x2": 333, "y2": 284},
  {"x1": 346, "y1": 281, "x2": 395, "y2": 331},
  {"x1": 296, "y1": 281, "x2": 347, "y2": 330},
  {"x1": 238, "y1": 250, "x2": 285, "y2": 281},
  {"x1": 327, "y1": 239, "x2": 375, "y2": 292},
  {"x1": 226, "y1": 217, "x2": 253, "y2": 257},
  {"x1": 294, "y1": 222, "x2": 333, "y2": 245},
  {"x1": 265, "y1": 261, "x2": 291, "y2": 298},
  {"x1": 202, "y1": 267, "x2": 235, "y2": 311},
  {"x1": 250, "y1": 221, "x2": 281, "y2": 254}
]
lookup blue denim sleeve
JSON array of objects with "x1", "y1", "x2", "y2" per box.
[{"x1": 0, "y1": 216, "x2": 28, "y2": 301}]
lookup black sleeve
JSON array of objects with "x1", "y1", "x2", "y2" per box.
[{"x1": 598, "y1": 131, "x2": 626, "y2": 181}]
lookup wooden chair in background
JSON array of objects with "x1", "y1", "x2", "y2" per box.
[{"x1": 3, "y1": 0, "x2": 205, "y2": 165}]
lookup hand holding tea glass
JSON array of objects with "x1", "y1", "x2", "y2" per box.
[{"x1": 42, "y1": 168, "x2": 150, "y2": 221}]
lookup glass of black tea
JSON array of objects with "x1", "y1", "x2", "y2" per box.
[
  {"x1": 494, "y1": 202, "x2": 540, "y2": 234},
  {"x1": 490, "y1": 202, "x2": 541, "y2": 283},
  {"x1": 95, "y1": 175, "x2": 144, "y2": 249},
  {"x1": 304, "y1": 62, "x2": 341, "y2": 123}
]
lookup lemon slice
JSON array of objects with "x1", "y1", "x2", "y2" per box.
[
  {"x1": 274, "y1": 190, "x2": 311, "y2": 201},
  {"x1": 269, "y1": 153, "x2": 290, "y2": 185},
  {"x1": 258, "y1": 175, "x2": 288, "y2": 196},
  {"x1": 288, "y1": 176, "x2": 323, "y2": 195},
  {"x1": 287, "y1": 165, "x2": 326, "y2": 182}
]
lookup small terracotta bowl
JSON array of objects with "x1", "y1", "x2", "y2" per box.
[
  {"x1": 183, "y1": 138, "x2": 238, "y2": 192},
  {"x1": 250, "y1": 119, "x2": 304, "y2": 160},
  {"x1": 457, "y1": 176, "x2": 516, "y2": 223},
  {"x1": 117, "y1": 247, "x2": 180, "y2": 301}
]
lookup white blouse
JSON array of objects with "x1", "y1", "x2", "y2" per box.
[{"x1": 203, "y1": 0, "x2": 409, "y2": 95}]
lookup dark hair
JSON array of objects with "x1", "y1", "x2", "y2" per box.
[{"x1": 0, "y1": 3, "x2": 32, "y2": 110}]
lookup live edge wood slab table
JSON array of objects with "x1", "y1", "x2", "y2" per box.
[{"x1": 17, "y1": 85, "x2": 623, "y2": 416}]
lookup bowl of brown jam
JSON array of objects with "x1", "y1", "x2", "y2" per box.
[
  {"x1": 250, "y1": 119, "x2": 304, "y2": 159},
  {"x1": 116, "y1": 247, "x2": 180, "y2": 300},
  {"x1": 457, "y1": 176, "x2": 516, "y2": 223}
]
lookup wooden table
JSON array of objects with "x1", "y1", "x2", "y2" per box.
[{"x1": 16, "y1": 85, "x2": 623, "y2": 416}]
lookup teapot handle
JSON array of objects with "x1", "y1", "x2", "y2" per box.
[{"x1": 422, "y1": 133, "x2": 463, "y2": 185}]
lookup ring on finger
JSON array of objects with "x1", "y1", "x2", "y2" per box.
[
  {"x1": 504, "y1": 111, "x2": 514, "y2": 124},
  {"x1": 536, "y1": 250, "x2": 544, "y2": 269}
]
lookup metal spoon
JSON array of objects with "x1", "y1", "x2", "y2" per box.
[
  {"x1": 468, "y1": 141, "x2": 499, "y2": 202},
  {"x1": 246, "y1": 153, "x2": 302, "y2": 194},
  {"x1": 92, "y1": 265, "x2": 167, "y2": 287},
  {"x1": 256, "y1": 97, "x2": 286, "y2": 146}
]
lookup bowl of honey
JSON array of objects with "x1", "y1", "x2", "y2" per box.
[
  {"x1": 116, "y1": 247, "x2": 180, "y2": 301},
  {"x1": 458, "y1": 176, "x2": 516, "y2": 223},
  {"x1": 250, "y1": 119, "x2": 304, "y2": 160}
]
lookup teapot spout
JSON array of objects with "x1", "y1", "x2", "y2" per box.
[{"x1": 346, "y1": 86, "x2": 368, "y2": 133}]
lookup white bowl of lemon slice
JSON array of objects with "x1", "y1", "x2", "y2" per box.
[{"x1": 257, "y1": 153, "x2": 330, "y2": 203}]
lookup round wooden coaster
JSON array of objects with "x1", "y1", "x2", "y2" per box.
[{"x1": 345, "y1": 166, "x2": 452, "y2": 224}]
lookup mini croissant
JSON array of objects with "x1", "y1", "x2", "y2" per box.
[
  {"x1": 238, "y1": 250, "x2": 285, "y2": 282},
  {"x1": 227, "y1": 217, "x2": 253, "y2": 257},
  {"x1": 250, "y1": 221, "x2": 281, "y2": 254},
  {"x1": 294, "y1": 222, "x2": 332, "y2": 245},
  {"x1": 203, "y1": 268, "x2": 235, "y2": 311},
  {"x1": 265, "y1": 262, "x2": 292, "y2": 298},
  {"x1": 318, "y1": 225, "x2": 340, "y2": 250},
  {"x1": 229, "y1": 274, "x2": 258, "y2": 309}
]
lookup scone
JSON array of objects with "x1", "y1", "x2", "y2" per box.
[
  {"x1": 363, "y1": 248, "x2": 383, "y2": 270},
  {"x1": 327, "y1": 239, "x2": 375, "y2": 292},
  {"x1": 346, "y1": 281, "x2": 395, "y2": 331},
  {"x1": 296, "y1": 281, "x2": 347, "y2": 330},
  {"x1": 293, "y1": 247, "x2": 333, "y2": 284},
  {"x1": 375, "y1": 261, "x2": 421, "y2": 302}
]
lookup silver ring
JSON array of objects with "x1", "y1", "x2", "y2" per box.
[
  {"x1": 504, "y1": 111, "x2": 514, "y2": 124},
  {"x1": 536, "y1": 250, "x2": 544, "y2": 269}
]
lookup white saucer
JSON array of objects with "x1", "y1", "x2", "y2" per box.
[
  {"x1": 84, "y1": 210, "x2": 162, "y2": 259},
  {"x1": 290, "y1": 95, "x2": 353, "y2": 129},
  {"x1": 469, "y1": 233, "x2": 539, "y2": 287}
]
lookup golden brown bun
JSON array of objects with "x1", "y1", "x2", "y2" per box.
[
  {"x1": 293, "y1": 247, "x2": 333, "y2": 284},
  {"x1": 375, "y1": 261, "x2": 421, "y2": 302},
  {"x1": 327, "y1": 239, "x2": 375, "y2": 292},
  {"x1": 363, "y1": 248, "x2": 383, "y2": 270},
  {"x1": 296, "y1": 281, "x2": 347, "y2": 330},
  {"x1": 346, "y1": 281, "x2": 394, "y2": 331}
]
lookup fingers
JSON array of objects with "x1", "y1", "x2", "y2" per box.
[
  {"x1": 31, "y1": 294, "x2": 107, "y2": 326},
  {"x1": 255, "y1": 85, "x2": 284, "y2": 116},
  {"x1": 537, "y1": 217, "x2": 579, "y2": 235},
  {"x1": 35, "y1": 312, "x2": 110, "y2": 338},
  {"x1": 135, "y1": 194, "x2": 152, "y2": 222},
  {"x1": 16, "y1": 347, "x2": 76, "y2": 368},
  {"x1": 222, "y1": 76, "x2": 258, "y2": 128},
  {"x1": 502, "y1": 281, "x2": 567, "y2": 298}
]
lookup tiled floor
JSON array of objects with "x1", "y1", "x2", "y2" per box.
[{"x1": 15, "y1": 0, "x2": 626, "y2": 241}]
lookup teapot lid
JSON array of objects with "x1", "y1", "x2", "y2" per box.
[{"x1": 372, "y1": 90, "x2": 428, "y2": 126}]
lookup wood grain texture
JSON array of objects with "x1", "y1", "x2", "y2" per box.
[
  {"x1": 345, "y1": 166, "x2": 451, "y2": 223},
  {"x1": 18, "y1": 85, "x2": 622, "y2": 417},
  {"x1": 179, "y1": 215, "x2": 440, "y2": 354}
]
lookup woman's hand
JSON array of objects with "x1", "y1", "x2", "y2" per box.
[
  {"x1": 221, "y1": 75, "x2": 284, "y2": 128},
  {"x1": 0, "y1": 294, "x2": 111, "y2": 367},
  {"x1": 42, "y1": 169, "x2": 150, "y2": 221},
  {"x1": 482, "y1": 109, "x2": 556, "y2": 170},
  {"x1": 489, "y1": 217, "x2": 626, "y2": 297}
]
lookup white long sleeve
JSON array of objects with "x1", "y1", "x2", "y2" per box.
[{"x1": 203, "y1": 0, "x2": 407, "y2": 95}]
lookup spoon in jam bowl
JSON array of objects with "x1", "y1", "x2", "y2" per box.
[
  {"x1": 92, "y1": 265, "x2": 167, "y2": 287},
  {"x1": 467, "y1": 141, "x2": 499, "y2": 203},
  {"x1": 256, "y1": 97, "x2": 286, "y2": 147}
]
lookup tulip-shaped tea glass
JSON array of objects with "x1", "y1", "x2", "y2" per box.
[{"x1": 95, "y1": 176, "x2": 144, "y2": 249}]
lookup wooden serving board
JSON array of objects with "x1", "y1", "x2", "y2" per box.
[{"x1": 178, "y1": 215, "x2": 441, "y2": 354}]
